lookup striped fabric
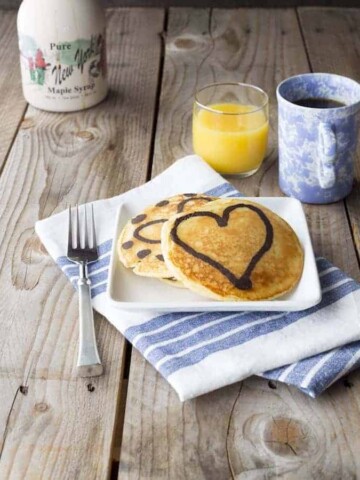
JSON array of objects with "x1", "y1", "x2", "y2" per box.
[
  {"x1": 124, "y1": 258, "x2": 360, "y2": 390},
  {"x1": 264, "y1": 341, "x2": 360, "y2": 397},
  {"x1": 53, "y1": 178, "x2": 360, "y2": 399}
]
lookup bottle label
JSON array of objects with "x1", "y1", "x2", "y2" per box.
[{"x1": 19, "y1": 33, "x2": 107, "y2": 102}]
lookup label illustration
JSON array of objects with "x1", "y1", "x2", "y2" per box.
[{"x1": 19, "y1": 33, "x2": 107, "y2": 99}]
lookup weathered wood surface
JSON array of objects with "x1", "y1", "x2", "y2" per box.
[
  {"x1": 120, "y1": 7, "x2": 360, "y2": 479},
  {"x1": 226, "y1": 374, "x2": 360, "y2": 478},
  {"x1": 2, "y1": 0, "x2": 360, "y2": 10},
  {"x1": 298, "y1": 6, "x2": 360, "y2": 268},
  {"x1": 0, "y1": 11, "x2": 27, "y2": 170},
  {"x1": 121, "y1": 358, "x2": 360, "y2": 478},
  {"x1": 0, "y1": 8, "x2": 164, "y2": 479}
]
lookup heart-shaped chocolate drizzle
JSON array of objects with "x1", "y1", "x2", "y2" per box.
[{"x1": 170, "y1": 203, "x2": 274, "y2": 290}]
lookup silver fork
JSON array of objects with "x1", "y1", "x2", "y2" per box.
[{"x1": 68, "y1": 204, "x2": 103, "y2": 377}]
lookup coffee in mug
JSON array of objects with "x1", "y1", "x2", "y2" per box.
[{"x1": 292, "y1": 98, "x2": 346, "y2": 109}]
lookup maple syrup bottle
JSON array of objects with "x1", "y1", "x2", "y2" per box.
[{"x1": 17, "y1": 0, "x2": 108, "y2": 112}]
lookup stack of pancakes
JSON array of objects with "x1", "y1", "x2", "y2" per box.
[{"x1": 118, "y1": 194, "x2": 304, "y2": 301}]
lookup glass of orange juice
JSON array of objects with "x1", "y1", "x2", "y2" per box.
[{"x1": 193, "y1": 83, "x2": 269, "y2": 177}]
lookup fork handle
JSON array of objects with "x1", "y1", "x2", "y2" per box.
[{"x1": 77, "y1": 277, "x2": 103, "y2": 377}]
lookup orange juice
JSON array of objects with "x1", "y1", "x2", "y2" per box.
[{"x1": 193, "y1": 103, "x2": 269, "y2": 175}]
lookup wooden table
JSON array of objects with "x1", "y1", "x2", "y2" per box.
[{"x1": 0, "y1": 6, "x2": 359, "y2": 479}]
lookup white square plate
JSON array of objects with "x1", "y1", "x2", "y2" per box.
[{"x1": 107, "y1": 197, "x2": 321, "y2": 312}]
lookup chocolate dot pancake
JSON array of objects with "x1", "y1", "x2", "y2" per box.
[
  {"x1": 118, "y1": 194, "x2": 215, "y2": 279},
  {"x1": 160, "y1": 277, "x2": 187, "y2": 289},
  {"x1": 161, "y1": 198, "x2": 304, "y2": 301}
]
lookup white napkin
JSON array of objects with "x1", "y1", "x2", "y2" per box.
[{"x1": 36, "y1": 155, "x2": 360, "y2": 401}]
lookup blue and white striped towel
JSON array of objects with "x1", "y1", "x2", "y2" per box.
[{"x1": 35, "y1": 155, "x2": 360, "y2": 401}]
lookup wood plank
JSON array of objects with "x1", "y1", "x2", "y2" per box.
[
  {"x1": 2, "y1": 1, "x2": 360, "y2": 9},
  {"x1": 119, "y1": 348, "x2": 240, "y2": 479},
  {"x1": 0, "y1": 8, "x2": 164, "y2": 479},
  {"x1": 120, "y1": 7, "x2": 360, "y2": 478},
  {"x1": 110, "y1": 1, "x2": 360, "y2": 6},
  {"x1": 226, "y1": 375, "x2": 360, "y2": 478},
  {"x1": 0, "y1": 10, "x2": 27, "y2": 171},
  {"x1": 298, "y1": 6, "x2": 360, "y2": 264}
]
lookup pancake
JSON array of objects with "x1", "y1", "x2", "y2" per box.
[
  {"x1": 161, "y1": 198, "x2": 304, "y2": 301},
  {"x1": 118, "y1": 193, "x2": 215, "y2": 279},
  {"x1": 160, "y1": 277, "x2": 187, "y2": 288}
]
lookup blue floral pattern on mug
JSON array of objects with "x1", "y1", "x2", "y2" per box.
[{"x1": 277, "y1": 73, "x2": 360, "y2": 204}]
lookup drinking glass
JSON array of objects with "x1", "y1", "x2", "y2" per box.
[{"x1": 193, "y1": 82, "x2": 269, "y2": 177}]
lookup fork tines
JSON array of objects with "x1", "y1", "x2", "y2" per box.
[{"x1": 68, "y1": 204, "x2": 98, "y2": 259}]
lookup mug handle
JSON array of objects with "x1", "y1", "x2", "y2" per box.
[{"x1": 318, "y1": 122, "x2": 336, "y2": 189}]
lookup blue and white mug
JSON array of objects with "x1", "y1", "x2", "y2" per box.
[{"x1": 277, "y1": 73, "x2": 360, "y2": 204}]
